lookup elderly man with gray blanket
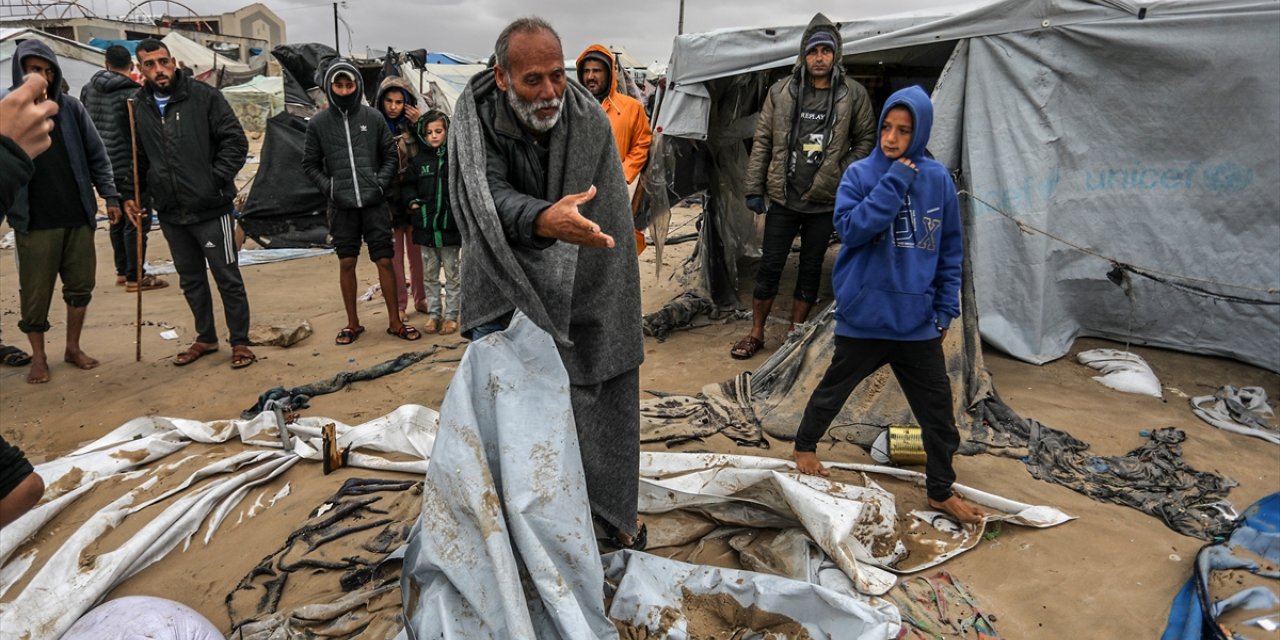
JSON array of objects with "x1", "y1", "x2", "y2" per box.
[{"x1": 451, "y1": 17, "x2": 646, "y2": 548}]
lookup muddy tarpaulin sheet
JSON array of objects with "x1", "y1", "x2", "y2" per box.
[
  {"x1": 398, "y1": 313, "x2": 616, "y2": 639},
  {"x1": 0, "y1": 406, "x2": 439, "y2": 638}
]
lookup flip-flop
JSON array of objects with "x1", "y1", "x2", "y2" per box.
[
  {"x1": 335, "y1": 325, "x2": 365, "y2": 345},
  {"x1": 175, "y1": 342, "x2": 218, "y2": 366},
  {"x1": 387, "y1": 325, "x2": 422, "y2": 341},
  {"x1": 0, "y1": 345, "x2": 32, "y2": 367}
]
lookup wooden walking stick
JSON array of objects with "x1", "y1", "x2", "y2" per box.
[{"x1": 127, "y1": 97, "x2": 142, "y2": 362}]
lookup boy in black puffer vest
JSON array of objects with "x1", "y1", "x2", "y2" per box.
[
  {"x1": 303, "y1": 61, "x2": 420, "y2": 344},
  {"x1": 402, "y1": 110, "x2": 461, "y2": 335}
]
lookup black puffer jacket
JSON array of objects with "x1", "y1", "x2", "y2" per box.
[
  {"x1": 302, "y1": 61, "x2": 397, "y2": 210},
  {"x1": 79, "y1": 69, "x2": 138, "y2": 189},
  {"x1": 119, "y1": 69, "x2": 249, "y2": 224}
]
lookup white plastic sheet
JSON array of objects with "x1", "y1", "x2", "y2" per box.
[
  {"x1": 638, "y1": 452, "x2": 1074, "y2": 595},
  {"x1": 0, "y1": 406, "x2": 440, "y2": 639},
  {"x1": 604, "y1": 550, "x2": 901, "y2": 639},
  {"x1": 399, "y1": 313, "x2": 615, "y2": 640}
]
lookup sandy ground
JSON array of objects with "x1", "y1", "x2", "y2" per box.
[{"x1": 1, "y1": 200, "x2": 1277, "y2": 638}]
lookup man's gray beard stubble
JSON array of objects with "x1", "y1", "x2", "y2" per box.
[{"x1": 504, "y1": 75, "x2": 563, "y2": 133}]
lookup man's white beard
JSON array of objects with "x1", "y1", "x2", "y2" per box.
[{"x1": 505, "y1": 82, "x2": 563, "y2": 134}]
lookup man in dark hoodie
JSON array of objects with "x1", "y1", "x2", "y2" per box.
[
  {"x1": 121, "y1": 38, "x2": 254, "y2": 369},
  {"x1": 0, "y1": 73, "x2": 58, "y2": 370},
  {"x1": 793, "y1": 86, "x2": 983, "y2": 526},
  {"x1": 3, "y1": 41, "x2": 121, "y2": 384},
  {"x1": 732, "y1": 13, "x2": 876, "y2": 360},
  {"x1": 81, "y1": 44, "x2": 168, "y2": 293},
  {"x1": 303, "y1": 61, "x2": 419, "y2": 344}
]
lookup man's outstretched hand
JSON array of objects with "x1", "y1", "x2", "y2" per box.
[{"x1": 534, "y1": 185, "x2": 614, "y2": 249}]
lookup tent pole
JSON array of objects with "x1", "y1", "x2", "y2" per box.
[{"x1": 333, "y1": 3, "x2": 340, "y2": 52}]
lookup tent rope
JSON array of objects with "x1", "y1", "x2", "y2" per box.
[{"x1": 959, "y1": 190, "x2": 1280, "y2": 306}]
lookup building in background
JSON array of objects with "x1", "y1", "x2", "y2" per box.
[{"x1": 0, "y1": 2, "x2": 284, "y2": 62}]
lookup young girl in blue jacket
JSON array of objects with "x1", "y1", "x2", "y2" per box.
[{"x1": 792, "y1": 85, "x2": 983, "y2": 525}]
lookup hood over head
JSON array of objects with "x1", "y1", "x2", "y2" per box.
[
  {"x1": 375, "y1": 75, "x2": 418, "y2": 132},
  {"x1": 412, "y1": 110, "x2": 448, "y2": 148},
  {"x1": 324, "y1": 60, "x2": 364, "y2": 114},
  {"x1": 875, "y1": 85, "x2": 933, "y2": 163},
  {"x1": 375, "y1": 75, "x2": 418, "y2": 114},
  {"x1": 794, "y1": 13, "x2": 843, "y2": 79},
  {"x1": 575, "y1": 44, "x2": 616, "y2": 100},
  {"x1": 11, "y1": 39, "x2": 63, "y2": 102}
]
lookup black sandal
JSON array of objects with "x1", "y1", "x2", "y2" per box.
[
  {"x1": 596, "y1": 516, "x2": 648, "y2": 551},
  {"x1": 0, "y1": 345, "x2": 32, "y2": 367}
]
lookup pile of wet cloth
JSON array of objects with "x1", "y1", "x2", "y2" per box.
[
  {"x1": 241, "y1": 346, "x2": 455, "y2": 418},
  {"x1": 969, "y1": 396, "x2": 1237, "y2": 540},
  {"x1": 1191, "y1": 386, "x2": 1279, "y2": 445},
  {"x1": 640, "y1": 372, "x2": 769, "y2": 448}
]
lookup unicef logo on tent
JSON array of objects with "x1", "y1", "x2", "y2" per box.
[{"x1": 1201, "y1": 162, "x2": 1254, "y2": 194}]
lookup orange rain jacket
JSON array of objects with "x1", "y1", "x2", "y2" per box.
[{"x1": 575, "y1": 44, "x2": 652, "y2": 185}]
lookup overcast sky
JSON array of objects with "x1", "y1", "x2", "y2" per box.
[{"x1": 62, "y1": 0, "x2": 979, "y2": 66}]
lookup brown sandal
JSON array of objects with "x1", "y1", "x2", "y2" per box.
[
  {"x1": 230, "y1": 345, "x2": 256, "y2": 369},
  {"x1": 730, "y1": 335, "x2": 765, "y2": 360},
  {"x1": 175, "y1": 342, "x2": 218, "y2": 366}
]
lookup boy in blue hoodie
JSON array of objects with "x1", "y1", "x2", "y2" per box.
[{"x1": 793, "y1": 86, "x2": 983, "y2": 525}]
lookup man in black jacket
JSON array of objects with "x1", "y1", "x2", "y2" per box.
[
  {"x1": 81, "y1": 45, "x2": 167, "y2": 292},
  {"x1": 303, "y1": 61, "x2": 419, "y2": 344},
  {"x1": 121, "y1": 39, "x2": 254, "y2": 369}
]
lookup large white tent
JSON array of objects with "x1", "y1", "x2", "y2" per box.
[{"x1": 654, "y1": 0, "x2": 1280, "y2": 371}]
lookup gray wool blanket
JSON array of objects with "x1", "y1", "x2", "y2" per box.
[
  {"x1": 450, "y1": 69, "x2": 644, "y2": 535},
  {"x1": 450, "y1": 69, "x2": 643, "y2": 386}
]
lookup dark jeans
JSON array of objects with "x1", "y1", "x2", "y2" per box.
[
  {"x1": 752, "y1": 203, "x2": 834, "y2": 303},
  {"x1": 109, "y1": 211, "x2": 152, "y2": 281},
  {"x1": 795, "y1": 336, "x2": 960, "y2": 502},
  {"x1": 468, "y1": 310, "x2": 515, "y2": 340},
  {"x1": 160, "y1": 214, "x2": 251, "y2": 346}
]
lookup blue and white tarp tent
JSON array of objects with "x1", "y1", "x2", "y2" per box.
[
  {"x1": 88, "y1": 37, "x2": 139, "y2": 55},
  {"x1": 656, "y1": 0, "x2": 1280, "y2": 371}
]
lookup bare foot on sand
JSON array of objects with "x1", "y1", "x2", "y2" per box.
[
  {"x1": 793, "y1": 450, "x2": 831, "y2": 477},
  {"x1": 27, "y1": 357, "x2": 50, "y2": 384},
  {"x1": 63, "y1": 349, "x2": 100, "y2": 370},
  {"x1": 929, "y1": 494, "x2": 985, "y2": 525}
]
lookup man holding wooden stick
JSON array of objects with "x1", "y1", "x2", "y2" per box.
[{"x1": 120, "y1": 38, "x2": 254, "y2": 369}]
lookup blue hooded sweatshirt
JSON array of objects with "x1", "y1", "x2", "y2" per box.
[{"x1": 830, "y1": 85, "x2": 962, "y2": 341}]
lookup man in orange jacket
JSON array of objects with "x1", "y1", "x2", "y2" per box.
[{"x1": 576, "y1": 45, "x2": 651, "y2": 185}]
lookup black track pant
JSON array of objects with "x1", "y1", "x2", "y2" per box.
[{"x1": 795, "y1": 336, "x2": 959, "y2": 502}]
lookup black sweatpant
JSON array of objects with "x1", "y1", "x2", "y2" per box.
[
  {"x1": 109, "y1": 210, "x2": 152, "y2": 281},
  {"x1": 160, "y1": 213, "x2": 251, "y2": 346},
  {"x1": 795, "y1": 336, "x2": 960, "y2": 502}
]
